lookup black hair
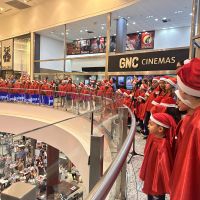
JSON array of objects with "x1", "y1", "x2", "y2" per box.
[{"x1": 166, "y1": 107, "x2": 182, "y2": 124}]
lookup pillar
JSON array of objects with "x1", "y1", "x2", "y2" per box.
[
  {"x1": 46, "y1": 145, "x2": 59, "y2": 197},
  {"x1": 116, "y1": 18, "x2": 127, "y2": 53},
  {"x1": 89, "y1": 135, "x2": 104, "y2": 192}
]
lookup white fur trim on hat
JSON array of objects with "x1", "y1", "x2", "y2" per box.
[
  {"x1": 160, "y1": 102, "x2": 178, "y2": 108},
  {"x1": 175, "y1": 90, "x2": 195, "y2": 109},
  {"x1": 152, "y1": 78, "x2": 159, "y2": 82},
  {"x1": 138, "y1": 96, "x2": 145, "y2": 100},
  {"x1": 150, "y1": 115, "x2": 170, "y2": 128},
  {"x1": 151, "y1": 100, "x2": 159, "y2": 106},
  {"x1": 184, "y1": 59, "x2": 191, "y2": 65},
  {"x1": 160, "y1": 77, "x2": 167, "y2": 81},
  {"x1": 166, "y1": 79, "x2": 176, "y2": 87},
  {"x1": 177, "y1": 76, "x2": 200, "y2": 97}
]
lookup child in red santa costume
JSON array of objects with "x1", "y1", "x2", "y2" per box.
[{"x1": 140, "y1": 112, "x2": 177, "y2": 200}]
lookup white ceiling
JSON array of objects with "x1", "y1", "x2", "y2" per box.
[
  {"x1": 37, "y1": 0, "x2": 193, "y2": 42},
  {"x1": 0, "y1": 0, "x2": 46, "y2": 16}
]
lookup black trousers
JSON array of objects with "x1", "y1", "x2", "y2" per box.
[{"x1": 148, "y1": 194, "x2": 165, "y2": 200}]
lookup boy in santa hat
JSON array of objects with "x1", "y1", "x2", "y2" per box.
[
  {"x1": 170, "y1": 58, "x2": 200, "y2": 200},
  {"x1": 140, "y1": 113, "x2": 177, "y2": 200}
]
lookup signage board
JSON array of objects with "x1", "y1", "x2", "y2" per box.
[{"x1": 108, "y1": 48, "x2": 189, "y2": 72}]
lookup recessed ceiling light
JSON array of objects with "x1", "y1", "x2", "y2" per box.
[
  {"x1": 132, "y1": 22, "x2": 136, "y2": 25},
  {"x1": 127, "y1": 16, "x2": 130, "y2": 19},
  {"x1": 162, "y1": 17, "x2": 167, "y2": 20},
  {"x1": 101, "y1": 27, "x2": 104, "y2": 30},
  {"x1": 85, "y1": 29, "x2": 88, "y2": 32},
  {"x1": 190, "y1": 13, "x2": 193, "y2": 16},
  {"x1": 80, "y1": 30, "x2": 83, "y2": 33},
  {"x1": 146, "y1": 15, "x2": 153, "y2": 19},
  {"x1": 174, "y1": 10, "x2": 183, "y2": 14},
  {"x1": 155, "y1": 18, "x2": 159, "y2": 21}
]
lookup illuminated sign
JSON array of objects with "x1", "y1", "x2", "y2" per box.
[{"x1": 108, "y1": 48, "x2": 189, "y2": 72}]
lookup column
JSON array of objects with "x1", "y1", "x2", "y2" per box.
[
  {"x1": 46, "y1": 145, "x2": 59, "y2": 197},
  {"x1": 116, "y1": 18, "x2": 127, "y2": 53}
]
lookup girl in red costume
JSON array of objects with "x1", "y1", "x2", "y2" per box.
[{"x1": 140, "y1": 113, "x2": 177, "y2": 200}]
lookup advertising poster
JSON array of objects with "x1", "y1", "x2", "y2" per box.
[
  {"x1": 90, "y1": 38, "x2": 99, "y2": 53},
  {"x1": 126, "y1": 76, "x2": 134, "y2": 90},
  {"x1": 80, "y1": 39, "x2": 90, "y2": 54},
  {"x1": 2, "y1": 39, "x2": 13, "y2": 70},
  {"x1": 126, "y1": 33, "x2": 141, "y2": 50},
  {"x1": 67, "y1": 43, "x2": 74, "y2": 55},
  {"x1": 141, "y1": 31, "x2": 155, "y2": 49},
  {"x1": 73, "y1": 40, "x2": 81, "y2": 54},
  {"x1": 99, "y1": 37, "x2": 105, "y2": 53},
  {"x1": 117, "y1": 76, "x2": 125, "y2": 87},
  {"x1": 110, "y1": 36, "x2": 116, "y2": 52}
]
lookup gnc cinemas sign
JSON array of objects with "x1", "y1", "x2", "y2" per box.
[{"x1": 108, "y1": 48, "x2": 189, "y2": 72}]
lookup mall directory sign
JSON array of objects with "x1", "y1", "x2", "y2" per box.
[{"x1": 108, "y1": 48, "x2": 189, "y2": 72}]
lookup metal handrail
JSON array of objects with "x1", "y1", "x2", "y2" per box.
[{"x1": 85, "y1": 105, "x2": 136, "y2": 200}]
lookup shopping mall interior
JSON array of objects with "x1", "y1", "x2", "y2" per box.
[{"x1": 0, "y1": 0, "x2": 199, "y2": 199}]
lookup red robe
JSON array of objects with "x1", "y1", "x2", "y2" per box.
[
  {"x1": 170, "y1": 107, "x2": 200, "y2": 200},
  {"x1": 140, "y1": 134, "x2": 173, "y2": 195}
]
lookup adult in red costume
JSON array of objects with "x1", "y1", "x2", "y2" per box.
[{"x1": 170, "y1": 58, "x2": 200, "y2": 200}]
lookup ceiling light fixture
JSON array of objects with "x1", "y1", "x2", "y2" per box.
[
  {"x1": 101, "y1": 27, "x2": 104, "y2": 30},
  {"x1": 190, "y1": 13, "x2": 193, "y2": 16},
  {"x1": 146, "y1": 15, "x2": 153, "y2": 19},
  {"x1": 155, "y1": 18, "x2": 159, "y2": 21},
  {"x1": 85, "y1": 29, "x2": 88, "y2": 32},
  {"x1": 174, "y1": 10, "x2": 183, "y2": 14},
  {"x1": 136, "y1": 31, "x2": 139, "y2": 33},
  {"x1": 80, "y1": 30, "x2": 83, "y2": 33},
  {"x1": 127, "y1": 16, "x2": 130, "y2": 19},
  {"x1": 162, "y1": 17, "x2": 167, "y2": 20},
  {"x1": 132, "y1": 22, "x2": 136, "y2": 25}
]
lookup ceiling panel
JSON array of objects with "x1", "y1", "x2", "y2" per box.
[{"x1": 37, "y1": 0, "x2": 193, "y2": 42}]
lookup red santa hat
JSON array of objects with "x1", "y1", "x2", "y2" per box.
[
  {"x1": 140, "y1": 84, "x2": 148, "y2": 90},
  {"x1": 123, "y1": 90, "x2": 131, "y2": 97},
  {"x1": 116, "y1": 89, "x2": 123, "y2": 94},
  {"x1": 150, "y1": 113, "x2": 177, "y2": 147},
  {"x1": 151, "y1": 96, "x2": 163, "y2": 106},
  {"x1": 177, "y1": 58, "x2": 200, "y2": 97},
  {"x1": 165, "y1": 77, "x2": 177, "y2": 87},
  {"x1": 160, "y1": 75, "x2": 170, "y2": 82},
  {"x1": 138, "y1": 93, "x2": 145, "y2": 100},
  {"x1": 152, "y1": 76, "x2": 160, "y2": 82},
  {"x1": 160, "y1": 97, "x2": 178, "y2": 108}
]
